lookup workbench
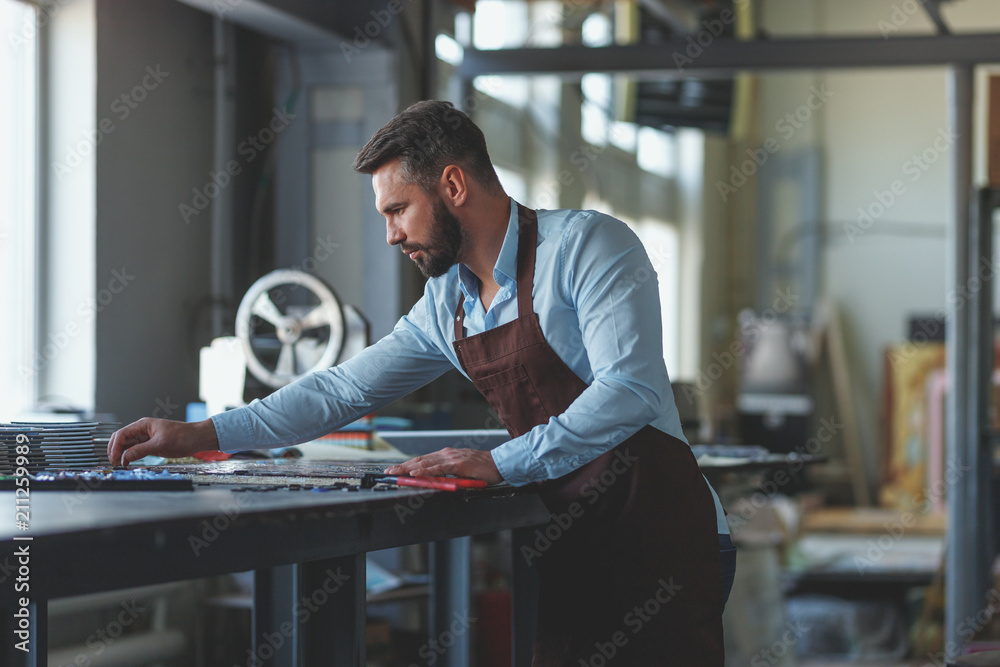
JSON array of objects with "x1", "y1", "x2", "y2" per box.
[
  {"x1": 0, "y1": 481, "x2": 550, "y2": 666},
  {"x1": 0, "y1": 437, "x2": 825, "y2": 666}
]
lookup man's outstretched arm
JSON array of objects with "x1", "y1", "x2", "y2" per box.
[{"x1": 109, "y1": 295, "x2": 454, "y2": 465}]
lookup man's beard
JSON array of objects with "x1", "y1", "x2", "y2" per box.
[{"x1": 407, "y1": 198, "x2": 466, "y2": 278}]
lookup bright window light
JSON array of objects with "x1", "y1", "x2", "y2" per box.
[
  {"x1": 581, "y1": 72, "x2": 611, "y2": 107},
  {"x1": 638, "y1": 220, "x2": 680, "y2": 376},
  {"x1": 435, "y1": 33, "x2": 463, "y2": 66},
  {"x1": 494, "y1": 166, "x2": 527, "y2": 204},
  {"x1": 580, "y1": 73, "x2": 612, "y2": 148},
  {"x1": 474, "y1": 75, "x2": 530, "y2": 109},
  {"x1": 581, "y1": 12, "x2": 611, "y2": 47},
  {"x1": 473, "y1": 0, "x2": 529, "y2": 50},
  {"x1": 454, "y1": 12, "x2": 471, "y2": 46},
  {"x1": 525, "y1": 1, "x2": 563, "y2": 48},
  {"x1": 637, "y1": 126, "x2": 676, "y2": 178},
  {"x1": 609, "y1": 120, "x2": 637, "y2": 153},
  {"x1": 581, "y1": 101, "x2": 608, "y2": 147},
  {"x1": 0, "y1": 0, "x2": 39, "y2": 420}
]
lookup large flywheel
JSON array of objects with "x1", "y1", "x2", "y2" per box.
[{"x1": 234, "y1": 270, "x2": 346, "y2": 388}]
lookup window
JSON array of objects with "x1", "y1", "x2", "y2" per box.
[
  {"x1": 471, "y1": 0, "x2": 531, "y2": 108},
  {"x1": 581, "y1": 74, "x2": 610, "y2": 147},
  {"x1": 493, "y1": 166, "x2": 527, "y2": 204},
  {"x1": 635, "y1": 220, "x2": 681, "y2": 376},
  {"x1": 0, "y1": 0, "x2": 39, "y2": 420},
  {"x1": 637, "y1": 126, "x2": 677, "y2": 178},
  {"x1": 580, "y1": 13, "x2": 612, "y2": 146}
]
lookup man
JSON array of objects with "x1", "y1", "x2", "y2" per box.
[{"x1": 109, "y1": 100, "x2": 734, "y2": 665}]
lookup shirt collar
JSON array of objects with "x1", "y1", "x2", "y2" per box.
[{"x1": 458, "y1": 198, "x2": 520, "y2": 304}]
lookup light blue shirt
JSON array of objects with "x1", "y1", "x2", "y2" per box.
[{"x1": 213, "y1": 199, "x2": 728, "y2": 532}]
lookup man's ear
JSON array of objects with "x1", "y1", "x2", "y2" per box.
[{"x1": 439, "y1": 164, "x2": 468, "y2": 207}]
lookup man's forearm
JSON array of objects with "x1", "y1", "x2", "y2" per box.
[{"x1": 212, "y1": 325, "x2": 455, "y2": 452}]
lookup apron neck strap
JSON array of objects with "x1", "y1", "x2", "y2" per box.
[
  {"x1": 514, "y1": 203, "x2": 538, "y2": 319},
  {"x1": 453, "y1": 202, "x2": 538, "y2": 341}
]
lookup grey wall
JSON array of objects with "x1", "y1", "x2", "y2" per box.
[{"x1": 93, "y1": 0, "x2": 215, "y2": 422}]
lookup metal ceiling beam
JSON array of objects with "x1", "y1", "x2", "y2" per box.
[
  {"x1": 459, "y1": 32, "x2": 1000, "y2": 79},
  {"x1": 175, "y1": 0, "x2": 339, "y2": 44},
  {"x1": 174, "y1": 0, "x2": 408, "y2": 46}
]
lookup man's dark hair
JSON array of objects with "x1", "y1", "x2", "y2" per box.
[{"x1": 353, "y1": 100, "x2": 503, "y2": 195}]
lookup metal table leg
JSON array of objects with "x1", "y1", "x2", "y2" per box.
[
  {"x1": 254, "y1": 565, "x2": 297, "y2": 666},
  {"x1": 298, "y1": 553, "x2": 367, "y2": 666},
  {"x1": 430, "y1": 537, "x2": 472, "y2": 667},
  {"x1": 511, "y1": 528, "x2": 539, "y2": 667},
  {"x1": 29, "y1": 598, "x2": 45, "y2": 667}
]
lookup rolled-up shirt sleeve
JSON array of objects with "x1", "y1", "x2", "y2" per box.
[
  {"x1": 212, "y1": 295, "x2": 454, "y2": 453},
  {"x1": 489, "y1": 214, "x2": 671, "y2": 485}
]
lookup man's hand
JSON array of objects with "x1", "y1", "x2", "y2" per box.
[
  {"x1": 384, "y1": 448, "x2": 503, "y2": 485},
  {"x1": 107, "y1": 418, "x2": 220, "y2": 467}
]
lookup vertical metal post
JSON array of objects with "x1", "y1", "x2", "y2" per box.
[
  {"x1": 453, "y1": 75, "x2": 475, "y2": 112},
  {"x1": 273, "y1": 46, "x2": 310, "y2": 273},
  {"x1": 557, "y1": 81, "x2": 586, "y2": 210},
  {"x1": 429, "y1": 537, "x2": 472, "y2": 667},
  {"x1": 29, "y1": 598, "x2": 46, "y2": 667},
  {"x1": 421, "y1": 0, "x2": 438, "y2": 100},
  {"x1": 971, "y1": 188, "x2": 996, "y2": 605},
  {"x1": 945, "y1": 64, "x2": 976, "y2": 659},
  {"x1": 211, "y1": 18, "x2": 236, "y2": 337},
  {"x1": 510, "y1": 527, "x2": 540, "y2": 667},
  {"x1": 298, "y1": 554, "x2": 367, "y2": 667},
  {"x1": 253, "y1": 565, "x2": 297, "y2": 666},
  {"x1": 29, "y1": 0, "x2": 44, "y2": 412}
]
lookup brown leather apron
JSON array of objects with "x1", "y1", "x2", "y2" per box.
[{"x1": 453, "y1": 204, "x2": 725, "y2": 666}]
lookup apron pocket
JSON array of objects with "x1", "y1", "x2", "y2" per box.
[{"x1": 476, "y1": 364, "x2": 549, "y2": 435}]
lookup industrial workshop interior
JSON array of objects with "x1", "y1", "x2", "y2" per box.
[{"x1": 5, "y1": 0, "x2": 1000, "y2": 665}]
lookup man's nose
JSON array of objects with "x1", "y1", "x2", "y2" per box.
[{"x1": 386, "y1": 220, "x2": 404, "y2": 246}]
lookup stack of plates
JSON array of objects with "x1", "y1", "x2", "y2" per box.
[{"x1": 0, "y1": 422, "x2": 117, "y2": 474}]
